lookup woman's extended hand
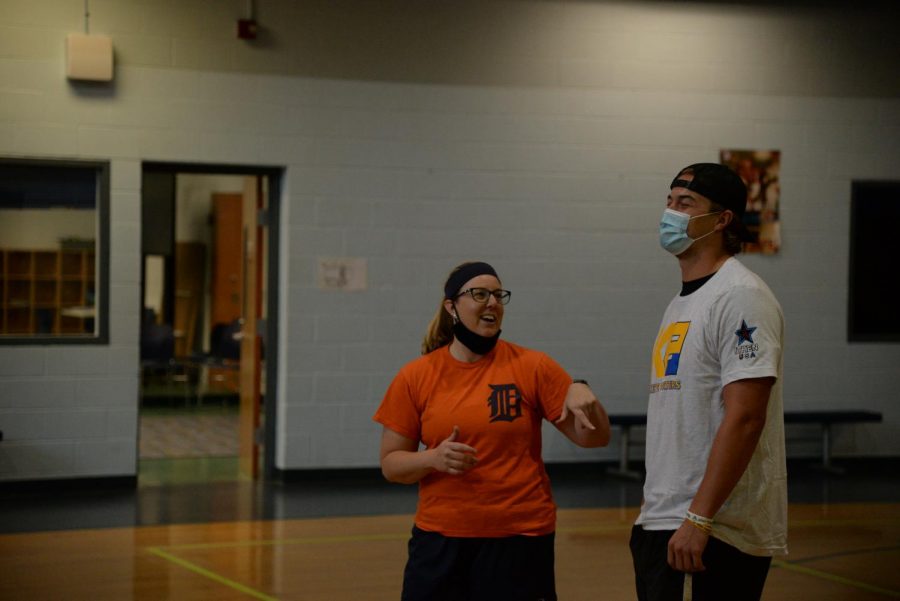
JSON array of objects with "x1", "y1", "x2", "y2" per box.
[
  {"x1": 556, "y1": 386, "x2": 599, "y2": 431},
  {"x1": 430, "y1": 426, "x2": 478, "y2": 475},
  {"x1": 554, "y1": 382, "x2": 611, "y2": 448}
]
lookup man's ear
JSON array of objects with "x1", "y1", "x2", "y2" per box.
[{"x1": 717, "y1": 209, "x2": 735, "y2": 231}]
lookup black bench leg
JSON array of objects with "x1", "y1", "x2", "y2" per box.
[
  {"x1": 606, "y1": 426, "x2": 643, "y2": 480},
  {"x1": 814, "y1": 423, "x2": 845, "y2": 475}
]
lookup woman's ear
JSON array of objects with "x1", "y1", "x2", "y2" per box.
[{"x1": 443, "y1": 298, "x2": 457, "y2": 322}]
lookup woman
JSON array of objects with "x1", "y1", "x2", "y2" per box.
[{"x1": 374, "y1": 261, "x2": 610, "y2": 601}]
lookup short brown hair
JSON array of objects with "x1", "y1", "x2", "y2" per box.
[{"x1": 709, "y1": 201, "x2": 744, "y2": 255}]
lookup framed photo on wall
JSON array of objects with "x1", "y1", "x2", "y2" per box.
[{"x1": 720, "y1": 149, "x2": 781, "y2": 254}]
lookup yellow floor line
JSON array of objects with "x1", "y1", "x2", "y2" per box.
[
  {"x1": 157, "y1": 532, "x2": 409, "y2": 552},
  {"x1": 558, "y1": 523, "x2": 637, "y2": 534},
  {"x1": 154, "y1": 524, "x2": 638, "y2": 554},
  {"x1": 147, "y1": 547, "x2": 279, "y2": 601},
  {"x1": 146, "y1": 517, "x2": 900, "y2": 600},
  {"x1": 772, "y1": 560, "x2": 900, "y2": 598},
  {"x1": 151, "y1": 516, "x2": 896, "y2": 553}
]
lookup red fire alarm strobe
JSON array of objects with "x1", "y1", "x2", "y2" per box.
[{"x1": 237, "y1": 19, "x2": 258, "y2": 40}]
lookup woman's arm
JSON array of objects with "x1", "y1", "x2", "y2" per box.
[
  {"x1": 380, "y1": 425, "x2": 478, "y2": 484},
  {"x1": 553, "y1": 381, "x2": 611, "y2": 448}
]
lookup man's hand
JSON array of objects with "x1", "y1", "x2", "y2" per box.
[{"x1": 667, "y1": 521, "x2": 709, "y2": 572}]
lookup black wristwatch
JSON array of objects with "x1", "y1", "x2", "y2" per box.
[{"x1": 573, "y1": 379, "x2": 589, "y2": 386}]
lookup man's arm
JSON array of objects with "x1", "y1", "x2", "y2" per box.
[{"x1": 667, "y1": 376, "x2": 775, "y2": 572}]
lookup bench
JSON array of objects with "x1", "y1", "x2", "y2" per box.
[{"x1": 607, "y1": 410, "x2": 883, "y2": 480}]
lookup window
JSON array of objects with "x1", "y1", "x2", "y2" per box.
[
  {"x1": 0, "y1": 159, "x2": 109, "y2": 343},
  {"x1": 848, "y1": 180, "x2": 900, "y2": 342}
]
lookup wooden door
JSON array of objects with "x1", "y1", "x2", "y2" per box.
[
  {"x1": 238, "y1": 176, "x2": 264, "y2": 479},
  {"x1": 209, "y1": 194, "x2": 243, "y2": 394},
  {"x1": 210, "y1": 194, "x2": 243, "y2": 326}
]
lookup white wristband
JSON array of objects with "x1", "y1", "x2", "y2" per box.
[
  {"x1": 685, "y1": 510, "x2": 713, "y2": 526},
  {"x1": 685, "y1": 510, "x2": 713, "y2": 533}
]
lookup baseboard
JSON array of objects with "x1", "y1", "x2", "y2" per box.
[
  {"x1": 0, "y1": 475, "x2": 137, "y2": 493},
  {"x1": 273, "y1": 466, "x2": 386, "y2": 484}
]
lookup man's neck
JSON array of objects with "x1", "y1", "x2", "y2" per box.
[{"x1": 678, "y1": 248, "x2": 731, "y2": 282}]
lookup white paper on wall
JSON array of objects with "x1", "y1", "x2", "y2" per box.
[{"x1": 316, "y1": 257, "x2": 367, "y2": 291}]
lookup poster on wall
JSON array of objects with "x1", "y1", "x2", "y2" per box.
[
  {"x1": 720, "y1": 149, "x2": 781, "y2": 254},
  {"x1": 317, "y1": 257, "x2": 368, "y2": 291}
]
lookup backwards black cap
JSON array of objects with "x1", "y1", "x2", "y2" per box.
[{"x1": 671, "y1": 163, "x2": 751, "y2": 240}]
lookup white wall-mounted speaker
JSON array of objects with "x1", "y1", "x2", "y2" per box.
[{"x1": 65, "y1": 33, "x2": 113, "y2": 82}]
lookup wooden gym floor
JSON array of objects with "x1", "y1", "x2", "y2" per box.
[{"x1": 0, "y1": 460, "x2": 898, "y2": 600}]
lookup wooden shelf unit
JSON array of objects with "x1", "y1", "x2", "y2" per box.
[{"x1": 0, "y1": 248, "x2": 95, "y2": 336}]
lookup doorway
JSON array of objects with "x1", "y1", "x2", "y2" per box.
[{"x1": 138, "y1": 162, "x2": 282, "y2": 483}]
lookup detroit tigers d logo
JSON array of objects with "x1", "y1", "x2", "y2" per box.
[{"x1": 488, "y1": 384, "x2": 522, "y2": 423}]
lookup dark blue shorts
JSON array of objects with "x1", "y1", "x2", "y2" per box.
[
  {"x1": 401, "y1": 525, "x2": 557, "y2": 601},
  {"x1": 629, "y1": 525, "x2": 772, "y2": 601}
]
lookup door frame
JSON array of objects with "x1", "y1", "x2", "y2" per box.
[{"x1": 141, "y1": 161, "x2": 283, "y2": 479}]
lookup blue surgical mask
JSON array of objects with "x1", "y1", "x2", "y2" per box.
[{"x1": 659, "y1": 209, "x2": 720, "y2": 255}]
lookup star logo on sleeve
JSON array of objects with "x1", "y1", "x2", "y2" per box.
[{"x1": 735, "y1": 320, "x2": 757, "y2": 345}]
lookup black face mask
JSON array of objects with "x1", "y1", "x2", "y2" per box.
[{"x1": 452, "y1": 317, "x2": 501, "y2": 356}]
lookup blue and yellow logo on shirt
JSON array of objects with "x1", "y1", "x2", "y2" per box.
[{"x1": 652, "y1": 321, "x2": 691, "y2": 378}]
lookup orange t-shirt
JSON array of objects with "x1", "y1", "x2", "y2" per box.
[{"x1": 373, "y1": 340, "x2": 571, "y2": 537}]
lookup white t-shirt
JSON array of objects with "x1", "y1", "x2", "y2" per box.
[{"x1": 635, "y1": 257, "x2": 787, "y2": 557}]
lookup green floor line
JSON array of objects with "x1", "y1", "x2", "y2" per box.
[
  {"x1": 148, "y1": 547, "x2": 279, "y2": 601},
  {"x1": 772, "y1": 559, "x2": 900, "y2": 598},
  {"x1": 789, "y1": 517, "x2": 900, "y2": 528},
  {"x1": 789, "y1": 544, "x2": 900, "y2": 565}
]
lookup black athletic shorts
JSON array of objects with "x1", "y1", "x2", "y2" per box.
[
  {"x1": 630, "y1": 525, "x2": 772, "y2": 601},
  {"x1": 400, "y1": 525, "x2": 557, "y2": 601}
]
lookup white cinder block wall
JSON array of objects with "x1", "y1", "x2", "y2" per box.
[{"x1": 0, "y1": 0, "x2": 898, "y2": 480}]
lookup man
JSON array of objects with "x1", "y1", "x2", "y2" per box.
[{"x1": 630, "y1": 163, "x2": 787, "y2": 601}]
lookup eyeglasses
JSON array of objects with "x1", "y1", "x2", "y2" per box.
[{"x1": 455, "y1": 287, "x2": 511, "y2": 305}]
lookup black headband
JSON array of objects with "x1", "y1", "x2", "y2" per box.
[{"x1": 444, "y1": 262, "x2": 499, "y2": 299}]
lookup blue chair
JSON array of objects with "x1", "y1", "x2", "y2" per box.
[{"x1": 140, "y1": 312, "x2": 192, "y2": 405}]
